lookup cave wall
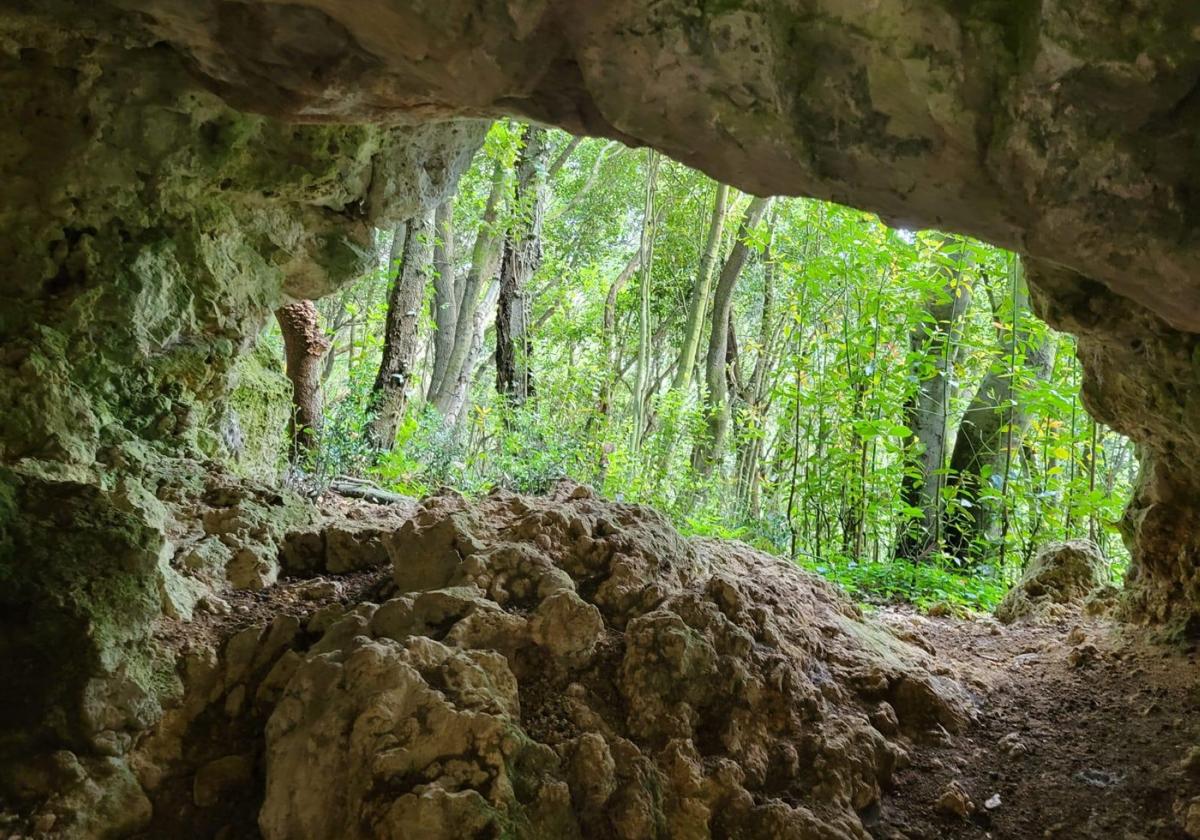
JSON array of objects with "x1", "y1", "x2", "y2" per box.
[
  {"x1": 0, "y1": 3, "x2": 485, "y2": 786},
  {"x1": 3, "y1": 0, "x2": 1200, "y2": 824}
]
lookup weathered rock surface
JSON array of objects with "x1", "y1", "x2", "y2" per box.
[
  {"x1": 0, "y1": 486, "x2": 977, "y2": 837},
  {"x1": 258, "y1": 486, "x2": 971, "y2": 839},
  {"x1": 0, "y1": 7, "x2": 482, "y2": 804},
  {"x1": 995, "y1": 540, "x2": 1109, "y2": 623}
]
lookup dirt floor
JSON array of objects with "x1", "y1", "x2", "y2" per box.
[{"x1": 870, "y1": 608, "x2": 1200, "y2": 840}]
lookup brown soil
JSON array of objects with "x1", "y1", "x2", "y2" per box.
[{"x1": 871, "y1": 609, "x2": 1200, "y2": 840}]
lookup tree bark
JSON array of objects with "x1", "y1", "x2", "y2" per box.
[
  {"x1": 692, "y1": 195, "x2": 773, "y2": 475},
  {"x1": 944, "y1": 259, "x2": 1056, "y2": 559},
  {"x1": 631, "y1": 149, "x2": 661, "y2": 450},
  {"x1": 443, "y1": 279, "x2": 500, "y2": 426},
  {"x1": 734, "y1": 234, "x2": 778, "y2": 515},
  {"x1": 367, "y1": 211, "x2": 433, "y2": 449},
  {"x1": 895, "y1": 236, "x2": 974, "y2": 560},
  {"x1": 431, "y1": 159, "x2": 506, "y2": 415},
  {"x1": 674, "y1": 183, "x2": 730, "y2": 392},
  {"x1": 496, "y1": 124, "x2": 548, "y2": 407},
  {"x1": 426, "y1": 199, "x2": 457, "y2": 401},
  {"x1": 275, "y1": 300, "x2": 330, "y2": 460}
]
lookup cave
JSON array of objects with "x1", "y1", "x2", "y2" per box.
[{"x1": 3, "y1": 2, "x2": 1200, "y2": 838}]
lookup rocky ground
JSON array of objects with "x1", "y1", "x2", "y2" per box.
[
  {"x1": 870, "y1": 606, "x2": 1200, "y2": 839},
  {"x1": 4, "y1": 483, "x2": 1198, "y2": 839}
]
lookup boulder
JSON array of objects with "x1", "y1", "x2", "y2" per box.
[{"x1": 995, "y1": 540, "x2": 1109, "y2": 624}]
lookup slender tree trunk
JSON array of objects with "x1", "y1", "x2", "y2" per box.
[
  {"x1": 432, "y1": 160, "x2": 506, "y2": 415},
  {"x1": 674, "y1": 183, "x2": 730, "y2": 392},
  {"x1": 444, "y1": 279, "x2": 500, "y2": 427},
  {"x1": 631, "y1": 149, "x2": 661, "y2": 451},
  {"x1": 426, "y1": 199, "x2": 458, "y2": 401},
  {"x1": 895, "y1": 236, "x2": 974, "y2": 560},
  {"x1": 593, "y1": 252, "x2": 642, "y2": 425},
  {"x1": 944, "y1": 258, "x2": 1056, "y2": 559},
  {"x1": 692, "y1": 195, "x2": 773, "y2": 475},
  {"x1": 367, "y1": 211, "x2": 433, "y2": 449},
  {"x1": 496, "y1": 124, "x2": 548, "y2": 406},
  {"x1": 734, "y1": 237, "x2": 777, "y2": 515},
  {"x1": 275, "y1": 300, "x2": 329, "y2": 459}
]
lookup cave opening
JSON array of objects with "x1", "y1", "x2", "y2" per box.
[
  {"x1": 255, "y1": 122, "x2": 1139, "y2": 617},
  {"x1": 2, "y1": 3, "x2": 1199, "y2": 839}
]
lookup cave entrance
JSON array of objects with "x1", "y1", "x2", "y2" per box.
[{"x1": 248, "y1": 123, "x2": 1137, "y2": 615}]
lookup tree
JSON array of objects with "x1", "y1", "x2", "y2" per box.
[
  {"x1": 673, "y1": 182, "x2": 730, "y2": 393},
  {"x1": 943, "y1": 257, "x2": 1056, "y2": 560},
  {"x1": 367, "y1": 212, "x2": 434, "y2": 449},
  {"x1": 426, "y1": 199, "x2": 457, "y2": 402},
  {"x1": 631, "y1": 149, "x2": 661, "y2": 450},
  {"x1": 894, "y1": 235, "x2": 974, "y2": 560},
  {"x1": 275, "y1": 300, "x2": 330, "y2": 459},
  {"x1": 692, "y1": 195, "x2": 773, "y2": 474},
  {"x1": 496, "y1": 124, "x2": 548, "y2": 406},
  {"x1": 429, "y1": 158, "x2": 508, "y2": 420}
]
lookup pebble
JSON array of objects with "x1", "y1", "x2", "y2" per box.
[{"x1": 936, "y1": 781, "x2": 974, "y2": 819}]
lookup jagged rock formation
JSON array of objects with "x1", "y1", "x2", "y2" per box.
[
  {"x1": 994, "y1": 539, "x2": 1109, "y2": 624},
  {"x1": 123, "y1": 487, "x2": 968, "y2": 840}
]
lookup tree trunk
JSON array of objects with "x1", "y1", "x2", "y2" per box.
[
  {"x1": 496, "y1": 124, "x2": 548, "y2": 406},
  {"x1": 692, "y1": 195, "x2": 773, "y2": 475},
  {"x1": 944, "y1": 259, "x2": 1056, "y2": 559},
  {"x1": 674, "y1": 182, "x2": 730, "y2": 392},
  {"x1": 734, "y1": 235, "x2": 777, "y2": 515},
  {"x1": 367, "y1": 211, "x2": 433, "y2": 449},
  {"x1": 431, "y1": 159, "x2": 507, "y2": 415},
  {"x1": 275, "y1": 300, "x2": 329, "y2": 460},
  {"x1": 443, "y1": 279, "x2": 500, "y2": 427},
  {"x1": 895, "y1": 236, "x2": 974, "y2": 560},
  {"x1": 631, "y1": 149, "x2": 661, "y2": 450},
  {"x1": 426, "y1": 199, "x2": 457, "y2": 402}
]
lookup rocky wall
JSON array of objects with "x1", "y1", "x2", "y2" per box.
[{"x1": 0, "y1": 2, "x2": 485, "y2": 798}]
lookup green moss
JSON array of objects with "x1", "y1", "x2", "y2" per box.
[
  {"x1": 0, "y1": 468, "x2": 165, "y2": 751},
  {"x1": 221, "y1": 336, "x2": 290, "y2": 481}
]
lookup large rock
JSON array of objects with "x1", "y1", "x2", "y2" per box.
[
  {"x1": 0, "y1": 8, "x2": 483, "y2": 802},
  {"x1": 258, "y1": 486, "x2": 972, "y2": 840},
  {"x1": 995, "y1": 540, "x2": 1109, "y2": 624}
]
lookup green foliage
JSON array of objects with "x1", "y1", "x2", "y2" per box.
[
  {"x1": 296, "y1": 121, "x2": 1138, "y2": 615},
  {"x1": 801, "y1": 552, "x2": 1008, "y2": 614}
]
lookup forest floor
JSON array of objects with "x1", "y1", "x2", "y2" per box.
[{"x1": 871, "y1": 608, "x2": 1200, "y2": 840}]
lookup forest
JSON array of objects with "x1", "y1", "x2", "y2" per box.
[{"x1": 247, "y1": 121, "x2": 1135, "y2": 614}]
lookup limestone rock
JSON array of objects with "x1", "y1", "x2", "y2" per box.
[
  {"x1": 0, "y1": 752, "x2": 152, "y2": 839},
  {"x1": 1178, "y1": 796, "x2": 1200, "y2": 839},
  {"x1": 255, "y1": 486, "x2": 970, "y2": 839},
  {"x1": 995, "y1": 540, "x2": 1109, "y2": 623},
  {"x1": 936, "y1": 780, "x2": 974, "y2": 820},
  {"x1": 193, "y1": 754, "x2": 253, "y2": 808}
]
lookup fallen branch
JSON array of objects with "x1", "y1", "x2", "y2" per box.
[{"x1": 329, "y1": 479, "x2": 410, "y2": 505}]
